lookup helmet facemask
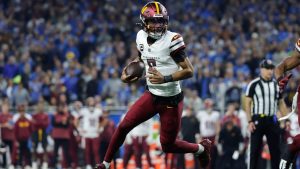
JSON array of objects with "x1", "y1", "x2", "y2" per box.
[{"x1": 145, "y1": 17, "x2": 168, "y2": 39}]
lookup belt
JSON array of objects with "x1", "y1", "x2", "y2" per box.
[
  {"x1": 252, "y1": 114, "x2": 278, "y2": 123},
  {"x1": 252, "y1": 114, "x2": 274, "y2": 118}
]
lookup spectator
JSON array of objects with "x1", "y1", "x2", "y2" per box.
[
  {"x1": 78, "y1": 97, "x2": 102, "y2": 169},
  {"x1": 3, "y1": 56, "x2": 18, "y2": 79},
  {"x1": 195, "y1": 68, "x2": 212, "y2": 99},
  {"x1": 224, "y1": 81, "x2": 242, "y2": 107},
  {"x1": 122, "y1": 130, "x2": 134, "y2": 169},
  {"x1": 217, "y1": 119, "x2": 245, "y2": 169},
  {"x1": 130, "y1": 118, "x2": 154, "y2": 169},
  {"x1": 99, "y1": 111, "x2": 116, "y2": 167},
  {"x1": 14, "y1": 105, "x2": 33, "y2": 168},
  {"x1": 221, "y1": 104, "x2": 241, "y2": 128},
  {"x1": 196, "y1": 99, "x2": 220, "y2": 169},
  {"x1": 51, "y1": 104, "x2": 72, "y2": 168},
  {"x1": 32, "y1": 100, "x2": 49, "y2": 169},
  {"x1": 0, "y1": 103, "x2": 14, "y2": 168},
  {"x1": 68, "y1": 111, "x2": 80, "y2": 169},
  {"x1": 12, "y1": 83, "x2": 29, "y2": 107},
  {"x1": 178, "y1": 107, "x2": 200, "y2": 169},
  {"x1": 86, "y1": 69, "x2": 99, "y2": 98}
]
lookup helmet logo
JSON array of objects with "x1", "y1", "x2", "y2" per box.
[
  {"x1": 141, "y1": 6, "x2": 148, "y2": 14},
  {"x1": 154, "y1": 1, "x2": 160, "y2": 14}
]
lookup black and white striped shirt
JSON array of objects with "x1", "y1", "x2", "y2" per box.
[{"x1": 245, "y1": 77, "x2": 281, "y2": 116}]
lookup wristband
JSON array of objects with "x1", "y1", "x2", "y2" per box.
[{"x1": 164, "y1": 75, "x2": 173, "y2": 83}]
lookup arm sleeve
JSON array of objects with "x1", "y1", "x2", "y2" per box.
[
  {"x1": 171, "y1": 48, "x2": 187, "y2": 63},
  {"x1": 170, "y1": 34, "x2": 186, "y2": 56}
]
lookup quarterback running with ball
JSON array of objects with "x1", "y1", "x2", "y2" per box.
[
  {"x1": 95, "y1": 1, "x2": 211, "y2": 169},
  {"x1": 275, "y1": 39, "x2": 300, "y2": 169}
]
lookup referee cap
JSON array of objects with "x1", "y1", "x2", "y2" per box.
[{"x1": 260, "y1": 59, "x2": 275, "y2": 69}]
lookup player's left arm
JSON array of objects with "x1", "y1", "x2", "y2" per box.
[
  {"x1": 147, "y1": 49, "x2": 194, "y2": 84},
  {"x1": 170, "y1": 56, "x2": 194, "y2": 81}
]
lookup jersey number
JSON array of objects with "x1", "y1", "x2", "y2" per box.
[
  {"x1": 89, "y1": 118, "x2": 97, "y2": 127},
  {"x1": 205, "y1": 121, "x2": 215, "y2": 130},
  {"x1": 147, "y1": 59, "x2": 156, "y2": 67}
]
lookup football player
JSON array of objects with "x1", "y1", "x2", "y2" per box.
[
  {"x1": 95, "y1": 1, "x2": 211, "y2": 169},
  {"x1": 78, "y1": 97, "x2": 102, "y2": 169},
  {"x1": 275, "y1": 39, "x2": 300, "y2": 169}
]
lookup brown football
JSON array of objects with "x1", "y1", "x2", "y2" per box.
[{"x1": 125, "y1": 61, "x2": 145, "y2": 78}]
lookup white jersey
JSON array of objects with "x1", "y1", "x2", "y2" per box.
[
  {"x1": 13, "y1": 113, "x2": 32, "y2": 122},
  {"x1": 79, "y1": 107, "x2": 102, "y2": 138},
  {"x1": 289, "y1": 113, "x2": 300, "y2": 137},
  {"x1": 197, "y1": 111, "x2": 220, "y2": 137},
  {"x1": 136, "y1": 30, "x2": 185, "y2": 97}
]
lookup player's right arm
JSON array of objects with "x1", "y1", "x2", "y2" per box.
[
  {"x1": 245, "y1": 80, "x2": 256, "y2": 133},
  {"x1": 275, "y1": 50, "x2": 300, "y2": 79},
  {"x1": 120, "y1": 52, "x2": 142, "y2": 83},
  {"x1": 245, "y1": 96, "x2": 255, "y2": 133}
]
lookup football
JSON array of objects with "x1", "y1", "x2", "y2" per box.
[{"x1": 125, "y1": 61, "x2": 145, "y2": 78}]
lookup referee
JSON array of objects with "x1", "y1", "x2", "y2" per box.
[{"x1": 245, "y1": 59, "x2": 289, "y2": 169}]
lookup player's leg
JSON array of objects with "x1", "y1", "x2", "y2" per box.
[
  {"x1": 61, "y1": 139, "x2": 71, "y2": 167},
  {"x1": 280, "y1": 147, "x2": 297, "y2": 169},
  {"x1": 249, "y1": 128, "x2": 264, "y2": 169},
  {"x1": 133, "y1": 136, "x2": 143, "y2": 168},
  {"x1": 123, "y1": 142, "x2": 133, "y2": 169},
  {"x1": 24, "y1": 140, "x2": 32, "y2": 167},
  {"x1": 31, "y1": 132, "x2": 38, "y2": 168},
  {"x1": 52, "y1": 139, "x2": 60, "y2": 167},
  {"x1": 101, "y1": 92, "x2": 157, "y2": 167},
  {"x1": 41, "y1": 131, "x2": 48, "y2": 169},
  {"x1": 265, "y1": 123, "x2": 280, "y2": 169},
  {"x1": 142, "y1": 136, "x2": 154, "y2": 168},
  {"x1": 158, "y1": 100, "x2": 211, "y2": 167},
  {"x1": 85, "y1": 138, "x2": 92, "y2": 166},
  {"x1": 280, "y1": 134, "x2": 300, "y2": 169},
  {"x1": 158, "y1": 100, "x2": 198, "y2": 153},
  {"x1": 92, "y1": 137, "x2": 100, "y2": 166}
]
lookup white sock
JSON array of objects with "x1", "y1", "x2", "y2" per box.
[
  {"x1": 103, "y1": 161, "x2": 110, "y2": 169},
  {"x1": 195, "y1": 144, "x2": 204, "y2": 155}
]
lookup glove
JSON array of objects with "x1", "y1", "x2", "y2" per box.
[{"x1": 278, "y1": 74, "x2": 292, "y2": 92}]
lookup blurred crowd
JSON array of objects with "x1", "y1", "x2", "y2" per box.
[
  {"x1": 0, "y1": 0, "x2": 300, "y2": 109},
  {"x1": 1, "y1": 0, "x2": 300, "y2": 168}
]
